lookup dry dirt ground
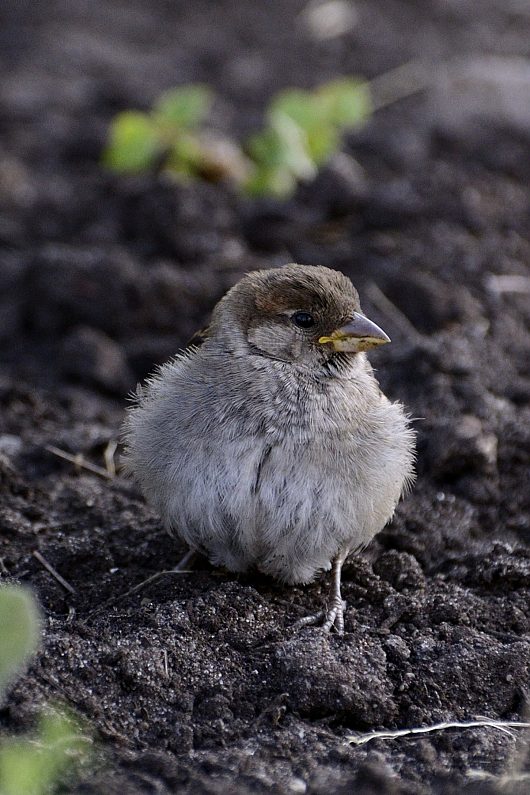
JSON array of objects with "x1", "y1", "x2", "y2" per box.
[{"x1": 1, "y1": 1, "x2": 529, "y2": 793}]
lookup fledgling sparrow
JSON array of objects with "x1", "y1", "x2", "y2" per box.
[{"x1": 123, "y1": 265, "x2": 415, "y2": 633}]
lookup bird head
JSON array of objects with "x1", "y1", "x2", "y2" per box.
[{"x1": 210, "y1": 264, "x2": 390, "y2": 367}]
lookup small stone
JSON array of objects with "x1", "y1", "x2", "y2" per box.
[
  {"x1": 426, "y1": 414, "x2": 498, "y2": 478},
  {"x1": 383, "y1": 635, "x2": 411, "y2": 663},
  {"x1": 374, "y1": 551, "x2": 426, "y2": 592},
  {"x1": 0, "y1": 434, "x2": 23, "y2": 459},
  {"x1": 287, "y1": 777, "x2": 307, "y2": 794}
]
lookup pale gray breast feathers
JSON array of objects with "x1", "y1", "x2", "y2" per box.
[{"x1": 123, "y1": 345, "x2": 415, "y2": 584}]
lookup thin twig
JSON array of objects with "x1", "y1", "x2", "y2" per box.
[
  {"x1": 45, "y1": 445, "x2": 114, "y2": 480},
  {"x1": 87, "y1": 570, "x2": 192, "y2": 618},
  {"x1": 487, "y1": 274, "x2": 530, "y2": 295},
  {"x1": 33, "y1": 550, "x2": 76, "y2": 595},
  {"x1": 467, "y1": 769, "x2": 530, "y2": 785},
  {"x1": 369, "y1": 60, "x2": 431, "y2": 112},
  {"x1": 365, "y1": 282, "x2": 423, "y2": 343},
  {"x1": 88, "y1": 550, "x2": 197, "y2": 618},
  {"x1": 347, "y1": 719, "x2": 530, "y2": 747},
  {"x1": 162, "y1": 649, "x2": 169, "y2": 679},
  {"x1": 103, "y1": 440, "x2": 118, "y2": 477},
  {"x1": 493, "y1": 703, "x2": 530, "y2": 788}
]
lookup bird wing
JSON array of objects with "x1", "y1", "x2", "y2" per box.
[{"x1": 185, "y1": 325, "x2": 211, "y2": 350}]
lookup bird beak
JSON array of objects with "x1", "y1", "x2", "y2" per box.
[{"x1": 318, "y1": 312, "x2": 391, "y2": 352}]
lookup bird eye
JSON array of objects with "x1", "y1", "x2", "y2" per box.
[{"x1": 291, "y1": 311, "x2": 315, "y2": 329}]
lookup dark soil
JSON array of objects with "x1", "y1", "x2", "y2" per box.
[{"x1": 1, "y1": 1, "x2": 530, "y2": 793}]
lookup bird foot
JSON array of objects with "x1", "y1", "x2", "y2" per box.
[
  {"x1": 293, "y1": 598, "x2": 346, "y2": 635},
  {"x1": 322, "y1": 596, "x2": 346, "y2": 634}
]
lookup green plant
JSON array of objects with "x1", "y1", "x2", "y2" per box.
[
  {"x1": 0, "y1": 709, "x2": 89, "y2": 795},
  {"x1": 0, "y1": 586, "x2": 40, "y2": 697},
  {"x1": 0, "y1": 586, "x2": 90, "y2": 795},
  {"x1": 246, "y1": 79, "x2": 370, "y2": 197},
  {"x1": 103, "y1": 84, "x2": 213, "y2": 175},
  {"x1": 103, "y1": 78, "x2": 371, "y2": 197}
]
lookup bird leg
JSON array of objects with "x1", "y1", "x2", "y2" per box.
[
  {"x1": 322, "y1": 553, "x2": 346, "y2": 634},
  {"x1": 293, "y1": 553, "x2": 347, "y2": 634}
]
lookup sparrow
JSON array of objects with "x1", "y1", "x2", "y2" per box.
[{"x1": 123, "y1": 264, "x2": 415, "y2": 633}]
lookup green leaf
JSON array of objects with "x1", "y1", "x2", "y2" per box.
[
  {"x1": 247, "y1": 127, "x2": 279, "y2": 166},
  {"x1": 153, "y1": 85, "x2": 212, "y2": 129},
  {"x1": 244, "y1": 164, "x2": 297, "y2": 198},
  {"x1": 250, "y1": 112, "x2": 316, "y2": 178},
  {"x1": 270, "y1": 89, "x2": 319, "y2": 131},
  {"x1": 0, "y1": 741, "x2": 50, "y2": 795},
  {"x1": 103, "y1": 111, "x2": 160, "y2": 172},
  {"x1": 270, "y1": 111, "x2": 316, "y2": 180},
  {"x1": 165, "y1": 132, "x2": 205, "y2": 177},
  {"x1": 315, "y1": 78, "x2": 372, "y2": 127},
  {"x1": 0, "y1": 711, "x2": 89, "y2": 795},
  {"x1": 0, "y1": 586, "x2": 40, "y2": 699},
  {"x1": 246, "y1": 107, "x2": 320, "y2": 197},
  {"x1": 39, "y1": 710, "x2": 85, "y2": 751},
  {"x1": 304, "y1": 123, "x2": 340, "y2": 165},
  {"x1": 270, "y1": 88, "x2": 341, "y2": 165}
]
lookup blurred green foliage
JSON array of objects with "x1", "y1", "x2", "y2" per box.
[
  {"x1": 103, "y1": 79, "x2": 371, "y2": 197},
  {"x1": 247, "y1": 78, "x2": 370, "y2": 196},
  {"x1": 0, "y1": 586, "x2": 40, "y2": 697},
  {"x1": 0, "y1": 710, "x2": 90, "y2": 795},
  {"x1": 103, "y1": 84, "x2": 212, "y2": 175},
  {"x1": 0, "y1": 586, "x2": 90, "y2": 795},
  {"x1": 103, "y1": 111, "x2": 161, "y2": 173}
]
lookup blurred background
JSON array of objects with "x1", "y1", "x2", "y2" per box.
[{"x1": 1, "y1": 0, "x2": 529, "y2": 398}]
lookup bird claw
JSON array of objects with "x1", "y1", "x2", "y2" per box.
[
  {"x1": 292, "y1": 599, "x2": 346, "y2": 635},
  {"x1": 322, "y1": 597, "x2": 346, "y2": 634}
]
